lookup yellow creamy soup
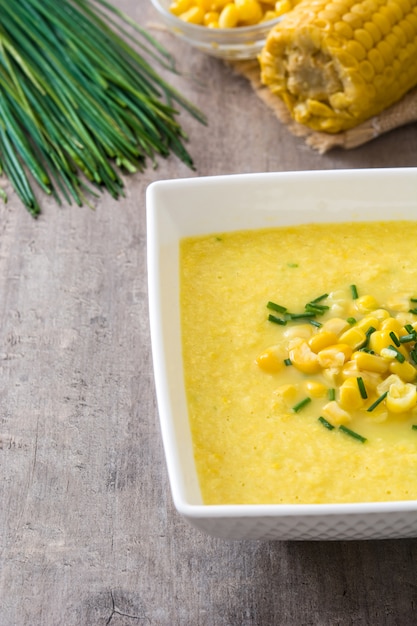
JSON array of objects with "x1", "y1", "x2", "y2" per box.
[{"x1": 180, "y1": 222, "x2": 417, "y2": 505}]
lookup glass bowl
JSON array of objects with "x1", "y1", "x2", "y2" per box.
[{"x1": 150, "y1": 0, "x2": 282, "y2": 60}]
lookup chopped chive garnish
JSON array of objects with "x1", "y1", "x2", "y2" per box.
[
  {"x1": 350, "y1": 284, "x2": 359, "y2": 300},
  {"x1": 292, "y1": 397, "x2": 311, "y2": 413},
  {"x1": 411, "y1": 298, "x2": 417, "y2": 302},
  {"x1": 339, "y1": 425, "x2": 367, "y2": 443},
  {"x1": 267, "y1": 301, "x2": 287, "y2": 314},
  {"x1": 389, "y1": 345, "x2": 406, "y2": 363},
  {"x1": 399, "y1": 333, "x2": 416, "y2": 343},
  {"x1": 328, "y1": 388, "x2": 336, "y2": 401},
  {"x1": 305, "y1": 303, "x2": 329, "y2": 314},
  {"x1": 284, "y1": 358, "x2": 292, "y2": 366},
  {"x1": 318, "y1": 416, "x2": 335, "y2": 430},
  {"x1": 409, "y1": 309, "x2": 417, "y2": 315},
  {"x1": 359, "y1": 347, "x2": 376, "y2": 354},
  {"x1": 310, "y1": 293, "x2": 329, "y2": 304},
  {"x1": 410, "y1": 350, "x2": 417, "y2": 365},
  {"x1": 412, "y1": 424, "x2": 417, "y2": 431},
  {"x1": 357, "y1": 377, "x2": 368, "y2": 399},
  {"x1": 287, "y1": 312, "x2": 316, "y2": 320},
  {"x1": 309, "y1": 319, "x2": 323, "y2": 328},
  {"x1": 287, "y1": 263, "x2": 298, "y2": 268},
  {"x1": 268, "y1": 314, "x2": 287, "y2": 325},
  {"x1": 366, "y1": 391, "x2": 388, "y2": 412},
  {"x1": 389, "y1": 331, "x2": 400, "y2": 347},
  {"x1": 347, "y1": 317, "x2": 357, "y2": 325},
  {"x1": 405, "y1": 324, "x2": 415, "y2": 333},
  {"x1": 365, "y1": 326, "x2": 377, "y2": 338}
]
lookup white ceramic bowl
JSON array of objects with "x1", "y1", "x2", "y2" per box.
[
  {"x1": 150, "y1": 0, "x2": 282, "y2": 60},
  {"x1": 146, "y1": 167, "x2": 417, "y2": 540}
]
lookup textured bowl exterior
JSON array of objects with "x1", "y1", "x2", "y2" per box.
[
  {"x1": 182, "y1": 507, "x2": 417, "y2": 540},
  {"x1": 147, "y1": 168, "x2": 417, "y2": 541}
]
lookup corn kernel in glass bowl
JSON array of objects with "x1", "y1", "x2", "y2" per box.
[{"x1": 150, "y1": 0, "x2": 286, "y2": 60}]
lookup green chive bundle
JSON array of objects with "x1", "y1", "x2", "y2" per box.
[{"x1": 0, "y1": 0, "x2": 206, "y2": 215}]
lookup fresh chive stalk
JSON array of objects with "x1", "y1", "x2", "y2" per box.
[
  {"x1": 389, "y1": 345, "x2": 406, "y2": 363},
  {"x1": 339, "y1": 425, "x2": 367, "y2": 443},
  {"x1": 350, "y1": 284, "x2": 359, "y2": 299},
  {"x1": 356, "y1": 377, "x2": 368, "y2": 399},
  {"x1": 389, "y1": 331, "x2": 400, "y2": 347},
  {"x1": 268, "y1": 314, "x2": 287, "y2": 326},
  {"x1": 400, "y1": 333, "x2": 416, "y2": 343},
  {"x1": 267, "y1": 301, "x2": 287, "y2": 314},
  {"x1": 366, "y1": 391, "x2": 388, "y2": 412},
  {"x1": 292, "y1": 397, "x2": 311, "y2": 413},
  {"x1": 328, "y1": 388, "x2": 336, "y2": 401},
  {"x1": 318, "y1": 416, "x2": 335, "y2": 430},
  {"x1": 0, "y1": 0, "x2": 206, "y2": 215}
]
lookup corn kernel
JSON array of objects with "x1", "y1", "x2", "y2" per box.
[
  {"x1": 304, "y1": 380, "x2": 327, "y2": 397},
  {"x1": 283, "y1": 324, "x2": 313, "y2": 339},
  {"x1": 386, "y1": 381, "x2": 417, "y2": 413},
  {"x1": 352, "y1": 351, "x2": 390, "y2": 374},
  {"x1": 339, "y1": 377, "x2": 366, "y2": 410},
  {"x1": 179, "y1": 6, "x2": 205, "y2": 23},
  {"x1": 389, "y1": 360, "x2": 417, "y2": 383},
  {"x1": 354, "y1": 294, "x2": 379, "y2": 313},
  {"x1": 369, "y1": 330, "x2": 408, "y2": 358},
  {"x1": 380, "y1": 317, "x2": 406, "y2": 334},
  {"x1": 339, "y1": 326, "x2": 367, "y2": 350},
  {"x1": 322, "y1": 400, "x2": 351, "y2": 425},
  {"x1": 376, "y1": 374, "x2": 402, "y2": 395},
  {"x1": 261, "y1": 10, "x2": 279, "y2": 22},
  {"x1": 341, "y1": 360, "x2": 383, "y2": 390},
  {"x1": 288, "y1": 340, "x2": 321, "y2": 374},
  {"x1": 320, "y1": 317, "x2": 350, "y2": 336},
  {"x1": 370, "y1": 309, "x2": 391, "y2": 321},
  {"x1": 169, "y1": 0, "x2": 192, "y2": 16},
  {"x1": 308, "y1": 331, "x2": 340, "y2": 353},
  {"x1": 275, "y1": 0, "x2": 292, "y2": 15},
  {"x1": 235, "y1": 0, "x2": 263, "y2": 24},
  {"x1": 272, "y1": 384, "x2": 298, "y2": 409},
  {"x1": 204, "y1": 10, "x2": 220, "y2": 25},
  {"x1": 255, "y1": 345, "x2": 285, "y2": 373},
  {"x1": 218, "y1": 3, "x2": 239, "y2": 26},
  {"x1": 318, "y1": 343, "x2": 353, "y2": 368},
  {"x1": 356, "y1": 315, "x2": 381, "y2": 332}
]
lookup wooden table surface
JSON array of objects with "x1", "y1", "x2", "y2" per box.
[{"x1": 1, "y1": 2, "x2": 416, "y2": 624}]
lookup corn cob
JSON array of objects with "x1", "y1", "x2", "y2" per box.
[{"x1": 259, "y1": 0, "x2": 417, "y2": 133}]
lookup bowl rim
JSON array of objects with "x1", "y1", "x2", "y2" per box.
[{"x1": 147, "y1": 167, "x2": 417, "y2": 520}]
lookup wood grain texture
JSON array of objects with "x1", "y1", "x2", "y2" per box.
[{"x1": 0, "y1": 2, "x2": 416, "y2": 624}]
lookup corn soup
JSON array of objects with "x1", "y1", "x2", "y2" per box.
[{"x1": 180, "y1": 221, "x2": 417, "y2": 505}]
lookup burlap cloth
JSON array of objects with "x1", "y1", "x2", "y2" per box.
[{"x1": 231, "y1": 59, "x2": 417, "y2": 153}]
